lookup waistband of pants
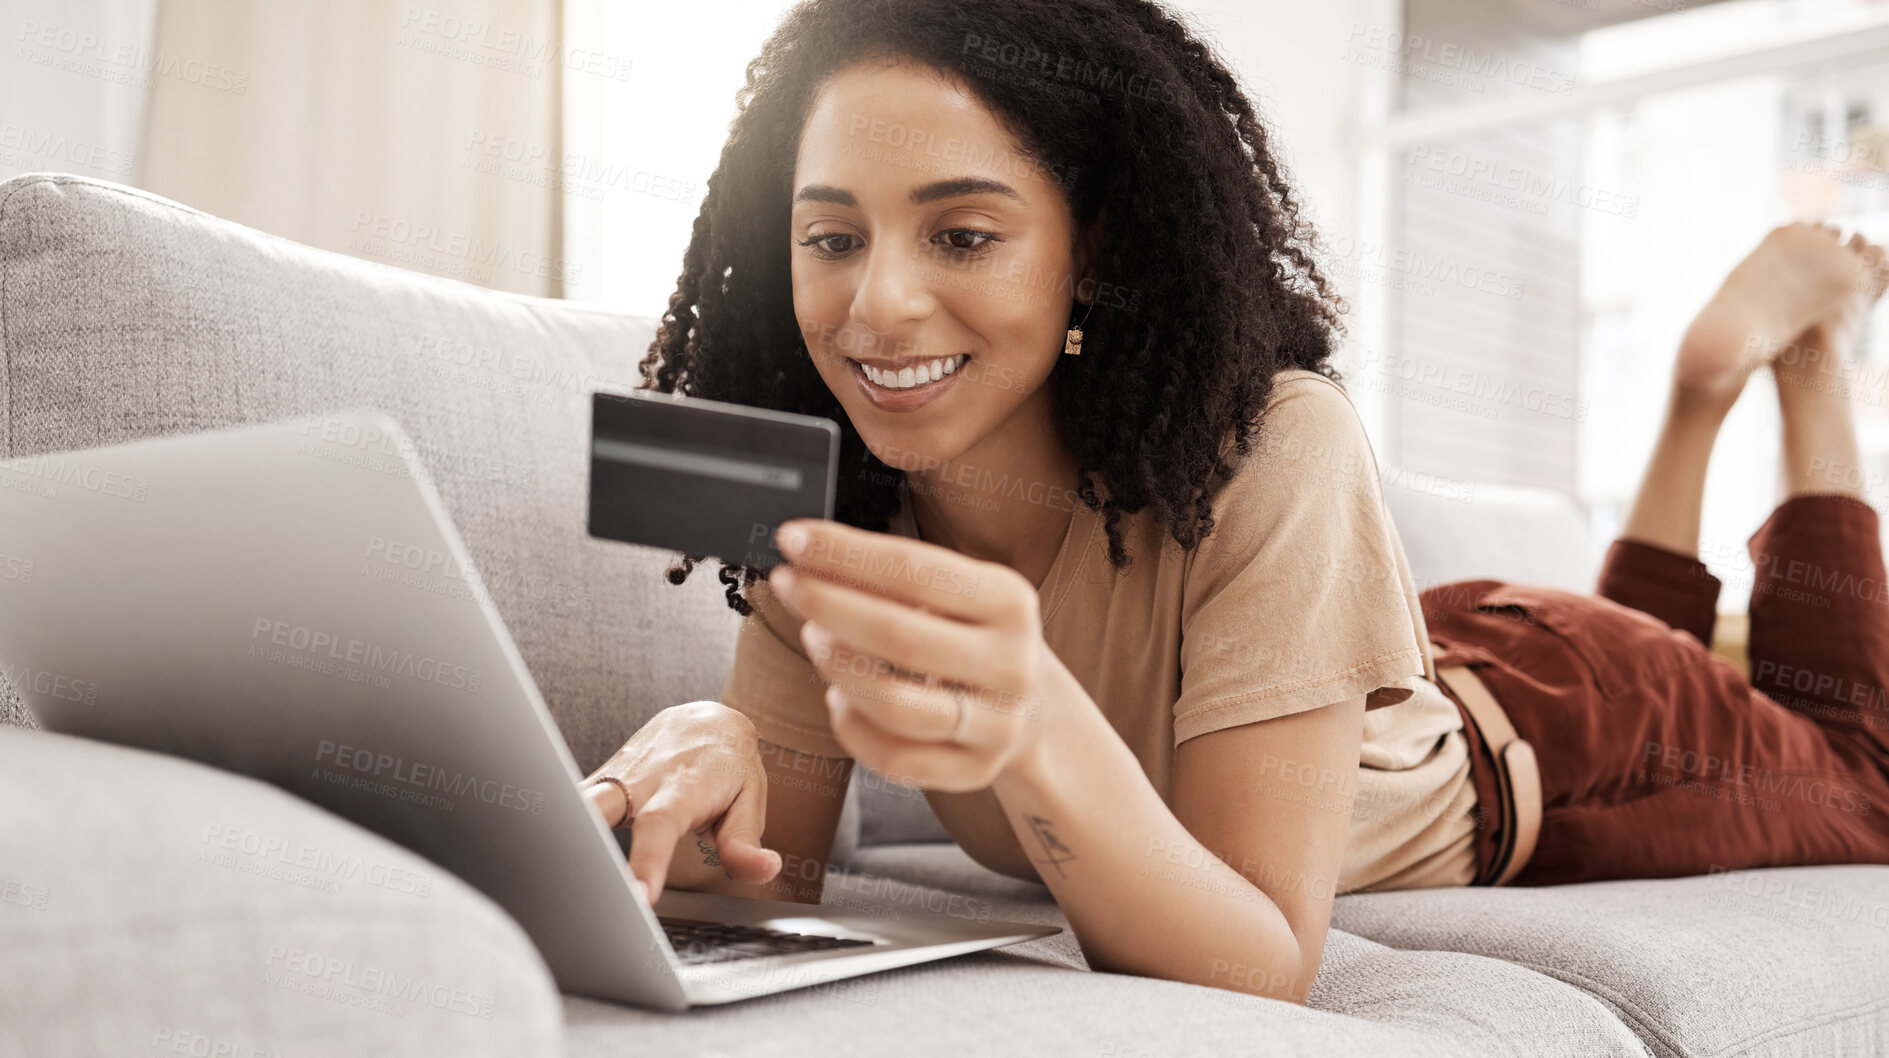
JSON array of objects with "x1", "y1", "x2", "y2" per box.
[{"x1": 1433, "y1": 663, "x2": 1542, "y2": 886}]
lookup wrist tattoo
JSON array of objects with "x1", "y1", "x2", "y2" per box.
[{"x1": 1025, "y1": 813, "x2": 1075, "y2": 878}]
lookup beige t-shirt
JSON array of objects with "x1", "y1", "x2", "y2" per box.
[{"x1": 719, "y1": 368, "x2": 1479, "y2": 894}]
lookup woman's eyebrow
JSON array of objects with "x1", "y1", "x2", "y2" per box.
[
  {"x1": 792, "y1": 177, "x2": 1025, "y2": 207},
  {"x1": 910, "y1": 177, "x2": 1023, "y2": 204},
  {"x1": 793, "y1": 184, "x2": 857, "y2": 206}
]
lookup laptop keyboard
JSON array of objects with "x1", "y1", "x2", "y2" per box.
[{"x1": 658, "y1": 916, "x2": 878, "y2": 964}]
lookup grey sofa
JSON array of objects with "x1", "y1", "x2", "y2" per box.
[{"x1": 1, "y1": 172, "x2": 1884, "y2": 1057}]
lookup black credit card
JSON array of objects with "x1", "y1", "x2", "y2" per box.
[{"x1": 587, "y1": 388, "x2": 840, "y2": 571}]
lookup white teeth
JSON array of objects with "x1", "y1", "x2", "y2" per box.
[{"x1": 860, "y1": 354, "x2": 966, "y2": 391}]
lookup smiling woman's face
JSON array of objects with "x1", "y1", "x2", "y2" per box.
[{"x1": 791, "y1": 56, "x2": 1086, "y2": 474}]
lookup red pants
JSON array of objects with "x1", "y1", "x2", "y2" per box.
[{"x1": 1423, "y1": 494, "x2": 1889, "y2": 887}]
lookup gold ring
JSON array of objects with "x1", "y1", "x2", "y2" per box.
[{"x1": 589, "y1": 774, "x2": 635, "y2": 828}]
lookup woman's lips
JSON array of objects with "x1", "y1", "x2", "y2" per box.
[{"x1": 847, "y1": 356, "x2": 967, "y2": 412}]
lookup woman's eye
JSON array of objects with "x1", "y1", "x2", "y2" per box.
[
  {"x1": 937, "y1": 229, "x2": 998, "y2": 253},
  {"x1": 798, "y1": 233, "x2": 858, "y2": 258},
  {"x1": 797, "y1": 229, "x2": 999, "y2": 259}
]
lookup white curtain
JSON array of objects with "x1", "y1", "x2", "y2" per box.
[
  {"x1": 0, "y1": 0, "x2": 159, "y2": 185},
  {"x1": 138, "y1": 0, "x2": 566, "y2": 297}
]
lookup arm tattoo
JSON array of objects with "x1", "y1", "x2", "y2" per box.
[{"x1": 1025, "y1": 814, "x2": 1075, "y2": 878}]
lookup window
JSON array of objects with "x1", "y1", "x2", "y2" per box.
[
  {"x1": 1360, "y1": 0, "x2": 1889, "y2": 612},
  {"x1": 560, "y1": 0, "x2": 802, "y2": 313}
]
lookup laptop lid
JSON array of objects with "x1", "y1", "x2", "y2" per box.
[{"x1": 0, "y1": 410, "x2": 688, "y2": 1010}]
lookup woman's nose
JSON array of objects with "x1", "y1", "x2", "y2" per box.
[{"x1": 848, "y1": 238, "x2": 934, "y2": 338}]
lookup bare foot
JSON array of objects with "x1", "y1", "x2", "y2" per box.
[
  {"x1": 1674, "y1": 222, "x2": 1865, "y2": 404},
  {"x1": 1772, "y1": 232, "x2": 1889, "y2": 404}
]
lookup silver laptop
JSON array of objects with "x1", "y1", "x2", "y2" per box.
[{"x1": 0, "y1": 409, "x2": 1056, "y2": 1011}]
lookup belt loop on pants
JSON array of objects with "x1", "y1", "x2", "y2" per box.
[{"x1": 1436, "y1": 664, "x2": 1541, "y2": 887}]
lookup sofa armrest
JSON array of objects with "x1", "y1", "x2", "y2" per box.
[{"x1": 0, "y1": 729, "x2": 562, "y2": 1056}]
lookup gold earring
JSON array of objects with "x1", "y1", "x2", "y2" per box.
[{"x1": 1063, "y1": 298, "x2": 1097, "y2": 356}]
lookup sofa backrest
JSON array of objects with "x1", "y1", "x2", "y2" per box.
[
  {"x1": 0, "y1": 174, "x2": 744, "y2": 780},
  {"x1": 1382, "y1": 476, "x2": 1601, "y2": 594}
]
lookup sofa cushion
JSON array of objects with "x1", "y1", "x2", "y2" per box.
[
  {"x1": 0, "y1": 173, "x2": 736, "y2": 776},
  {"x1": 0, "y1": 727, "x2": 561, "y2": 1056},
  {"x1": 1332, "y1": 866, "x2": 1889, "y2": 1058},
  {"x1": 849, "y1": 766, "x2": 953, "y2": 848},
  {"x1": 606, "y1": 842, "x2": 1649, "y2": 1058}
]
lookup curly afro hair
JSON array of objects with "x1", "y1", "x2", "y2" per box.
[{"x1": 640, "y1": 0, "x2": 1345, "y2": 616}]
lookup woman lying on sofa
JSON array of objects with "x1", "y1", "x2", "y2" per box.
[{"x1": 579, "y1": 0, "x2": 1889, "y2": 1005}]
